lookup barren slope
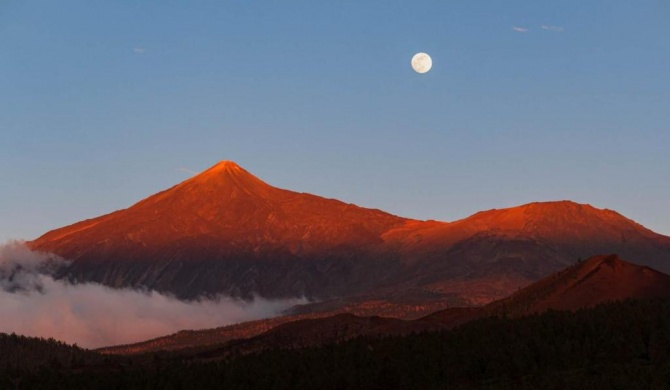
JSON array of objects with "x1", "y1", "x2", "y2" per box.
[{"x1": 30, "y1": 161, "x2": 408, "y2": 299}]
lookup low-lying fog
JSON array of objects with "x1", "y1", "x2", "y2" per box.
[{"x1": 0, "y1": 241, "x2": 306, "y2": 348}]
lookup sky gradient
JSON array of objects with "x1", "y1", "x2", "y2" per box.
[{"x1": 1, "y1": 1, "x2": 669, "y2": 241}]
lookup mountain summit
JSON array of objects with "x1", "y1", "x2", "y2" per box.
[
  {"x1": 187, "y1": 160, "x2": 275, "y2": 196},
  {"x1": 29, "y1": 161, "x2": 670, "y2": 304}
]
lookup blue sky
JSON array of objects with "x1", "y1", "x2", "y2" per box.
[{"x1": 1, "y1": 1, "x2": 669, "y2": 241}]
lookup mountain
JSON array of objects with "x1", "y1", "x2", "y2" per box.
[
  {"x1": 30, "y1": 161, "x2": 408, "y2": 299},
  {"x1": 383, "y1": 201, "x2": 670, "y2": 303},
  {"x1": 425, "y1": 254, "x2": 670, "y2": 323},
  {"x1": 484, "y1": 254, "x2": 670, "y2": 315},
  {"x1": 29, "y1": 161, "x2": 670, "y2": 304},
  {"x1": 100, "y1": 255, "x2": 670, "y2": 355}
]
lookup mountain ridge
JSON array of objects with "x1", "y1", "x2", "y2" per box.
[{"x1": 29, "y1": 161, "x2": 670, "y2": 303}]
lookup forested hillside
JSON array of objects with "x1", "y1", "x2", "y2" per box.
[{"x1": 3, "y1": 299, "x2": 670, "y2": 389}]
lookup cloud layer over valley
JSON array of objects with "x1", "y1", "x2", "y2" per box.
[{"x1": 0, "y1": 241, "x2": 305, "y2": 348}]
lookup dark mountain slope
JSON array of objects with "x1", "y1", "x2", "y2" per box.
[{"x1": 100, "y1": 255, "x2": 670, "y2": 355}]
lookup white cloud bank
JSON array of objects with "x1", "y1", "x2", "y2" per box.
[{"x1": 0, "y1": 242, "x2": 306, "y2": 348}]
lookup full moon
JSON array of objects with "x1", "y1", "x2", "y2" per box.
[{"x1": 411, "y1": 52, "x2": 432, "y2": 74}]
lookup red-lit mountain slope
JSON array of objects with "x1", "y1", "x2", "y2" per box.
[
  {"x1": 30, "y1": 161, "x2": 670, "y2": 303},
  {"x1": 382, "y1": 201, "x2": 670, "y2": 303},
  {"x1": 30, "y1": 161, "x2": 409, "y2": 298}
]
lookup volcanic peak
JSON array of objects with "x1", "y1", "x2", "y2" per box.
[
  {"x1": 195, "y1": 160, "x2": 256, "y2": 181},
  {"x1": 205, "y1": 160, "x2": 244, "y2": 173},
  {"x1": 176, "y1": 160, "x2": 278, "y2": 199},
  {"x1": 588, "y1": 253, "x2": 626, "y2": 269},
  {"x1": 577, "y1": 254, "x2": 661, "y2": 277}
]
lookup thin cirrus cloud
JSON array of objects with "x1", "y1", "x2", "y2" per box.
[
  {"x1": 0, "y1": 241, "x2": 307, "y2": 348},
  {"x1": 541, "y1": 25, "x2": 565, "y2": 32},
  {"x1": 178, "y1": 167, "x2": 198, "y2": 175},
  {"x1": 511, "y1": 26, "x2": 529, "y2": 33},
  {"x1": 133, "y1": 47, "x2": 147, "y2": 54}
]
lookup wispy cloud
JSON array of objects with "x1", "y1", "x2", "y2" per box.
[
  {"x1": 512, "y1": 26, "x2": 529, "y2": 33},
  {"x1": 178, "y1": 167, "x2": 198, "y2": 175},
  {"x1": 541, "y1": 25, "x2": 564, "y2": 32},
  {"x1": 133, "y1": 47, "x2": 147, "y2": 54}
]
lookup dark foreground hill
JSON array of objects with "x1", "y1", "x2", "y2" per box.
[
  {"x1": 0, "y1": 333, "x2": 104, "y2": 371},
  {"x1": 29, "y1": 161, "x2": 670, "y2": 307},
  {"x1": 4, "y1": 299, "x2": 670, "y2": 389}
]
